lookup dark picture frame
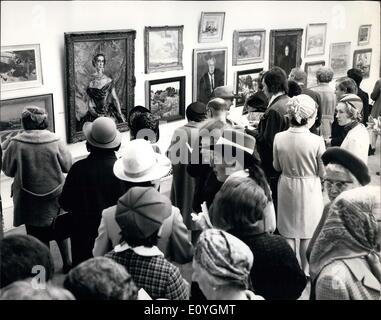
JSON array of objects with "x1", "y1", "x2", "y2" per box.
[
  {"x1": 65, "y1": 29, "x2": 136, "y2": 143},
  {"x1": 233, "y1": 29, "x2": 266, "y2": 65},
  {"x1": 353, "y1": 49, "x2": 372, "y2": 79},
  {"x1": 0, "y1": 93, "x2": 54, "y2": 143},
  {"x1": 235, "y1": 68, "x2": 263, "y2": 107},
  {"x1": 146, "y1": 76, "x2": 185, "y2": 122},
  {"x1": 193, "y1": 47, "x2": 228, "y2": 104},
  {"x1": 144, "y1": 25, "x2": 184, "y2": 73},
  {"x1": 304, "y1": 60, "x2": 325, "y2": 88},
  {"x1": 269, "y1": 28, "x2": 303, "y2": 76}
]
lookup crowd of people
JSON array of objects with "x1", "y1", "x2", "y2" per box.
[{"x1": 0, "y1": 65, "x2": 380, "y2": 300}]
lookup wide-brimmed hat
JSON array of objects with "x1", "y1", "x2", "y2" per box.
[
  {"x1": 83, "y1": 117, "x2": 121, "y2": 149},
  {"x1": 213, "y1": 86, "x2": 239, "y2": 99},
  {"x1": 113, "y1": 139, "x2": 171, "y2": 183}
]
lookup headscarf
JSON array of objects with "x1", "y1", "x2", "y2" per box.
[
  {"x1": 339, "y1": 94, "x2": 363, "y2": 121},
  {"x1": 286, "y1": 94, "x2": 316, "y2": 124},
  {"x1": 309, "y1": 186, "x2": 381, "y2": 283},
  {"x1": 194, "y1": 228, "x2": 253, "y2": 288}
]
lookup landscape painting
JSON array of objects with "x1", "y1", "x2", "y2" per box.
[
  {"x1": 305, "y1": 23, "x2": 327, "y2": 56},
  {"x1": 233, "y1": 30, "x2": 265, "y2": 65}
]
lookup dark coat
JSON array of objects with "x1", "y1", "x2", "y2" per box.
[
  {"x1": 59, "y1": 150, "x2": 126, "y2": 266},
  {"x1": 230, "y1": 228, "x2": 307, "y2": 300},
  {"x1": 357, "y1": 88, "x2": 370, "y2": 126},
  {"x1": 302, "y1": 87, "x2": 322, "y2": 134},
  {"x1": 198, "y1": 68, "x2": 224, "y2": 104}
]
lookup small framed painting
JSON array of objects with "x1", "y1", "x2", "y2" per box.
[
  {"x1": 304, "y1": 60, "x2": 325, "y2": 88},
  {"x1": 233, "y1": 29, "x2": 266, "y2": 65},
  {"x1": 329, "y1": 42, "x2": 351, "y2": 78},
  {"x1": 0, "y1": 94, "x2": 54, "y2": 143},
  {"x1": 144, "y1": 25, "x2": 184, "y2": 73},
  {"x1": 235, "y1": 68, "x2": 263, "y2": 107},
  {"x1": 305, "y1": 23, "x2": 327, "y2": 57},
  {"x1": 146, "y1": 76, "x2": 185, "y2": 122},
  {"x1": 1, "y1": 44, "x2": 43, "y2": 92},
  {"x1": 353, "y1": 49, "x2": 372, "y2": 78},
  {"x1": 358, "y1": 25, "x2": 371, "y2": 46},
  {"x1": 198, "y1": 12, "x2": 225, "y2": 43}
]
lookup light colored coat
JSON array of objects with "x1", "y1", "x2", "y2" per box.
[
  {"x1": 341, "y1": 123, "x2": 369, "y2": 165},
  {"x1": 93, "y1": 204, "x2": 194, "y2": 264},
  {"x1": 273, "y1": 127, "x2": 325, "y2": 238}
]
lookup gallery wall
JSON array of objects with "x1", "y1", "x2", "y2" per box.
[{"x1": 1, "y1": 0, "x2": 380, "y2": 230}]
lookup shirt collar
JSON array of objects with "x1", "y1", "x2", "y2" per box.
[
  {"x1": 114, "y1": 242, "x2": 164, "y2": 257},
  {"x1": 268, "y1": 92, "x2": 284, "y2": 107}
]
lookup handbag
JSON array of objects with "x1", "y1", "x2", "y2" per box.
[{"x1": 51, "y1": 209, "x2": 73, "y2": 241}]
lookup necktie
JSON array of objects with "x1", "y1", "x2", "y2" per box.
[{"x1": 210, "y1": 73, "x2": 214, "y2": 92}]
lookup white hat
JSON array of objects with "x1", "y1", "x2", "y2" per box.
[
  {"x1": 83, "y1": 117, "x2": 121, "y2": 149},
  {"x1": 113, "y1": 139, "x2": 171, "y2": 183}
]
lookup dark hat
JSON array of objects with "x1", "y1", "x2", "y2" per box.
[
  {"x1": 186, "y1": 102, "x2": 207, "y2": 122},
  {"x1": 321, "y1": 147, "x2": 370, "y2": 186},
  {"x1": 115, "y1": 187, "x2": 172, "y2": 242},
  {"x1": 246, "y1": 91, "x2": 268, "y2": 112}
]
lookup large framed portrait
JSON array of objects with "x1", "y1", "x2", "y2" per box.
[
  {"x1": 329, "y1": 42, "x2": 351, "y2": 78},
  {"x1": 65, "y1": 29, "x2": 136, "y2": 143},
  {"x1": 305, "y1": 23, "x2": 327, "y2": 57},
  {"x1": 353, "y1": 49, "x2": 372, "y2": 79},
  {"x1": 269, "y1": 28, "x2": 303, "y2": 76},
  {"x1": 193, "y1": 47, "x2": 228, "y2": 104},
  {"x1": 0, "y1": 94, "x2": 54, "y2": 143},
  {"x1": 235, "y1": 68, "x2": 263, "y2": 107},
  {"x1": 198, "y1": 12, "x2": 225, "y2": 43},
  {"x1": 146, "y1": 76, "x2": 185, "y2": 122},
  {"x1": 144, "y1": 25, "x2": 184, "y2": 73},
  {"x1": 304, "y1": 61, "x2": 325, "y2": 88},
  {"x1": 358, "y1": 25, "x2": 371, "y2": 46},
  {"x1": 1, "y1": 44, "x2": 43, "y2": 92},
  {"x1": 233, "y1": 29, "x2": 265, "y2": 65}
]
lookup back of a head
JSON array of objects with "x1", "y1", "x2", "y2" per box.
[
  {"x1": 207, "y1": 98, "x2": 228, "y2": 116},
  {"x1": 316, "y1": 67, "x2": 334, "y2": 83},
  {"x1": 209, "y1": 176, "x2": 268, "y2": 231},
  {"x1": 289, "y1": 68, "x2": 307, "y2": 85},
  {"x1": 287, "y1": 80, "x2": 302, "y2": 98},
  {"x1": 130, "y1": 112, "x2": 160, "y2": 143},
  {"x1": 64, "y1": 257, "x2": 138, "y2": 300},
  {"x1": 0, "y1": 235, "x2": 54, "y2": 288},
  {"x1": 337, "y1": 77, "x2": 358, "y2": 95},
  {"x1": 347, "y1": 68, "x2": 363, "y2": 87},
  {"x1": 21, "y1": 106, "x2": 49, "y2": 130},
  {"x1": 0, "y1": 279, "x2": 75, "y2": 300},
  {"x1": 264, "y1": 66, "x2": 288, "y2": 94},
  {"x1": 186, "y1": 102, "x2": 207, "y2": 123}
]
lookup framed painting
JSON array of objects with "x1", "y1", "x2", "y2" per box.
[
  {"x1": 198, "y1": 12, "x2": 225, "y2": 43},
  {"x1": 193, "y1": 47, "x2": 228, "y2": 104},
  {"x1": 65, "y1": 29, "x2": 136, "y2": 143},
  {"x1": 233, "y1": 29, "x2": 266, "y2": 65},
  {"x1": 144, "y1": 25, "x2": 184, "y2": 73},
  {"x1": 235, "y1": 68, "x2": 263, "y2": 107},
  {"x1": 269, "y1": 28, "x2": 303, "y2": 76},
  {"x1": 358, "y1": 25, "x2": 371, "y2": 45},
  {"x1": 0, "y1": 94, "x2": 54, "y2": 143},
  {"x1": 1, "y1": 44, "x2": 43, "y2": 92},
  {"x1": 353, "y1": 49, "x2": 372, "y2": 79},
  {"x1": 304, "y1": 61, "x2": 325, "y2": 88},
  {"x1": 329, "y1": 42, "x2": 351, "y2": 78},
  {"x1": 305, "y1": 23, "x2": 327, "y2": 57},
  {"x1": 146, "y1": 76, "x2": 185, "y2": 122}
]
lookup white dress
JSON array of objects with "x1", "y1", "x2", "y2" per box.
[{"x1": 273, "y1": 127, "x2": 325, "y2": 239}]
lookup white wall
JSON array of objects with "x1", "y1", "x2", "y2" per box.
[{"x1": 1, "y1": 0, "x2": 380, "y2": 230}]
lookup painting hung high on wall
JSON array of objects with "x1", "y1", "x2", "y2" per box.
[
  {"x1": 358, "y1": 25, "x2": 371, "y2": 45},
  {"x1": 198, "y1": 12, "x2": 225, "y2": 43},
  {"x1": 0, "y1": 94, "x2": 54, "y2": 143},
  {"x1": 329, "y1": 42, "x2": 351, "y2": 78},
  {"x1": 305, "y1": 23, "x2": 327, "y2": 57},
  {"x1": 144, "y1": 26, "x2": 184, "y2": 73},
  {"x1": 193, "y1": 47, "x2": 228, "y2": 104},
  {"x1": 269, "y1": 28, "x2": 303, "y2": 76},
  {"x1": 353, "y1": 49, "x2": 372, "y2": 78},
  {"x1": 235, "y1": 68, "x2": 263, "y2": 107},
  {"x1": 146, "y1": 76, "x2": 185, "y2": 122},
  {"x1": 1, "y1": 44, "x2": 43, "y2": 91},
  {"x1": 65, "y1": 30, "x2": 136, "y2": 143},
  {"x1": 232, "y1": 30, "x2": 265, "y2": 65},
  {"x1": 305, "y1": 61, "x2": 325, "y2": 88}
]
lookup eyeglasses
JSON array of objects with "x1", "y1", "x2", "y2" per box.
[{"x1": 324, "y1": 179, "x2": 353, "y2": 189}]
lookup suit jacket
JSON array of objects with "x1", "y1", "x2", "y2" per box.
[
  {"x1": 198, "y1": 68, "x2": 224, "y2": 104},
  {"x1": 93, "y1": 204, "x2": 194, "y2": 264}
]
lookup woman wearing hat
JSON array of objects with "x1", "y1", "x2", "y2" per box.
[
  {"x1": 167, "y1": 102, "x2": 207, "y2": 229},
  {"x1": 273, "y1": 94, "x2": 326, "y2": 275},
  {"x1": 2, "y1": 106, "x2": 72, "y2": 271},
  {"x1": 192, "y1": 228, "x2": 264, "y2": 300},
  {"x1": 309, "y1": 185, "x2": 381, "y2": 300},
  {"x1": 59, "y1": 117, "x2": 126, "y2": 267}
]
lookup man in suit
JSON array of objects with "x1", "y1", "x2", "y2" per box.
[{"x1": 198, "y1": 55, "x2": 224, "y2": 104}]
